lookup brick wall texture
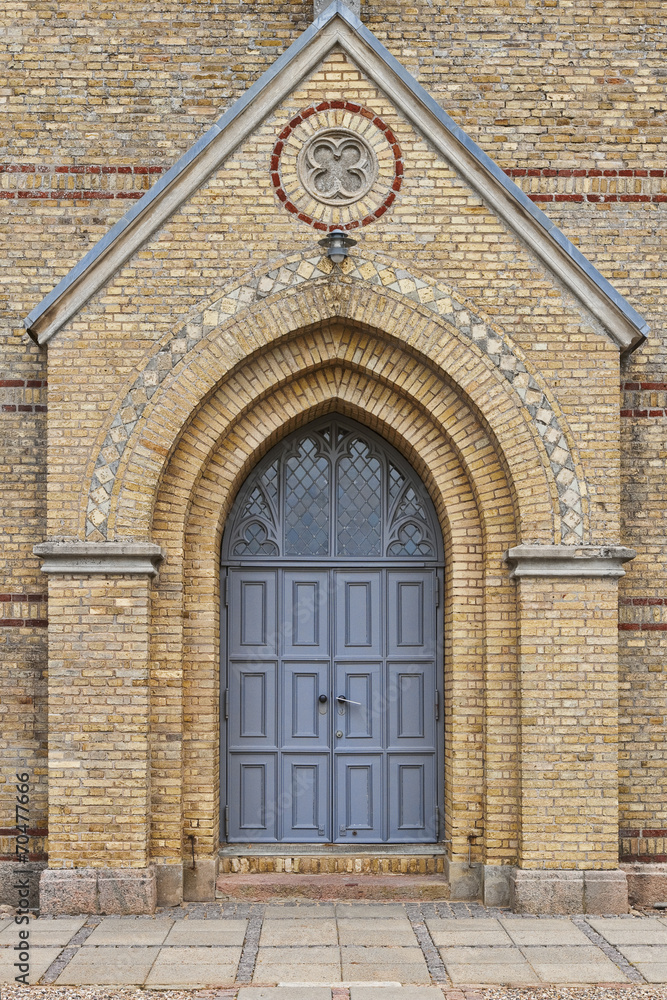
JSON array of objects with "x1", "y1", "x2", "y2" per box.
[{"x1": 1, "y1": 1, "x2": 664, "y2": 874}]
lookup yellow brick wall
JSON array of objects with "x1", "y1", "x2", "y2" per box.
[{"x1": 1, "y1": 0, "x2": 664, "y2": 872}]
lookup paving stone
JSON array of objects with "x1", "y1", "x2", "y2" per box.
[
  {"x1": 0, "y1": 916, "x2": 86, "y2": 946},
  {"x1": 530, "y1": 962, "x2": 629, "y2": 984},
  {"x1": 338, "y1": 920, "x2": 418, "y2": 946},
  {"x1": 442, "y1": 962, "x2": 539, "y2": 985},
  {"x1": 257, "y1": 946, "x2": 340, "y2": 964},
  {"x1": 500, "y1": 917, "x2": 590, "y2": 946},
  {"x1": 350, "y1": 989, "x2": 444, "y2": 1000},
  {"x1": 342, "y1": 946, "x2": 426, "y2": 965},
  {"x1": 238, "y1": 990, "x2": 332, "y2": 1000},
  {"x1": 145, "y1": 945, "x2": 241, "y2": 986},
  {"x1": 264, "y1": 905, "x2": 336, "y2": 919},
  {"x1": 337, "y1": 904, "x2": 408, "y2": 919},
  {"x1": 634, "y1": 964, "x2": 667, "y2": 983},
  {"x1": 83, "y1": 916, "x2": 173, "y2": 946},
  {"x1": 426, "y1": 917, "x2": 510, "y2": 946},
  {"x1": 341, "y1": 963, "x2": 430, "y2": 983},
  {"x1": 0, "y1": 946, "x2": 61, "y2": 985},
  {"x1": 163, "y1": 917, "x2": 247, "y2": 945},
  {"x1": 617, "y1": 943, "x2": 667, "y2": 962},
  {"x1": 55, "y1": 946, "x2": 159, "y2": 985},
  {"x1": 439, "y1": 945, "x2": 523, "y2": 964},
  {"x1": 255, "y1": 964, "x2": 341, "y2": 983},
  {"x1": 261, "y1": 919, "x2": 338, "y2": 945},
  {"x1": 588, "y1": 916, "x2": 667, "y2": 945}
]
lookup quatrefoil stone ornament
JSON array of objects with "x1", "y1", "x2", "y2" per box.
[
  {"x1": 298, "y1": 128, "x2": 377, "y2": 206},
  {"x1": 271, "y1": 101, "x2": 404, "y2": 231}
]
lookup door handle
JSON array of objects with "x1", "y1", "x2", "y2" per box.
[
  {"x1": 319, "y1": 694, "x2": 328, "y2": 703},
  {"x1": 336, "y1": 695, "x2": 361, "y2": 706}
]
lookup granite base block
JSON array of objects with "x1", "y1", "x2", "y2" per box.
[
  {"x1": 483, "y1": 864, "x2": 514, "y2": 908},
  {"x1": 622, "y1": 863, "x2": 667, "y2": 909},
  {"x1": 155, "y1": 863, "x2": 183, "y2": 907},
  {"x1": 510, "y1": 869, "x2": 584, "y2": 914},
  {"x1": 584, "y1": 869, "x2": 628, "y2": 914},
  {"x1": 183, "y1": 856, "x2": 219, "y2": 902},
  {"x1": 40, "y1": 867, "x2": 156, "y2": 915},
  {"x1": 445, "y1": 860, "x2": 482, "y2": 901},
  {"x1": 0, "y1": 860, "x2": 47, "y2": 911}
]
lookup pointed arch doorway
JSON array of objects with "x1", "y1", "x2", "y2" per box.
[{"x1": 220, "y1": 415, "x2": 444, "y2": 844}]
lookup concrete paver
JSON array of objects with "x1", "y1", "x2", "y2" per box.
[
  {"x1": 336, "y1": 904, "x2": 407, "y2": 919},
  {"x1": 338, "y1": 920, "x2": 418, "y2": 946},
  {"x1": 444, "y1": 962, "x2": 539, "y2": 985},
  {"x1": 0, "y1": 947, "x2": 62, "y2": 985},
  {"x1": 341, "y1": 963, "x2": 431, "y2": 983},
  {"x1": 145, "y1": 945, "x2": 241, "y2": 986},
  {"x1": 617, "y1": 943, "x2": 667, "y2": 962},
  {"x1": 342, "y1": 946, "x2": 426, "y2": 964},
  {"x1": 260, "y1": 918, "x2": 338, "y2": 945},
  {"x1": 635, "y1": 963, "x2": 667, "y2": 983},
  {"x1": 83, "y1": 916, "x2": 173, "y2": 946},
  {"x1": 523, "y1": 945, "x2": 629, "y2": 983},
  {"x1": 239, "y1": 990, "x2": 332, "y2": 1000},
  {"x1": 349, "y1": 989, "x2": 444, "y2": 1000},
  {"x1": 264, "y1": 905, "x2": 335, "y2": 919},
  {"x1": 163, "y1": 917, "x2": 247, "y2": 945},
  {"x1": 426, "y1": 917, "x2": 511, "y2": 946},
  {"x1": 0, "y1": 916, "x2": 86, "y2": 946},
  {"x1": 257, "y1": 965, "x2": 342, "y2": 983},
  {"x1": 439, "y1": 945, "x2": 523, "y2": 964},
  {"x1": 501, "y1": 917, "x2": 590, "y2": 946},
  {"x1": 55, "y1": 945, "x2": 159, "y2": 985},
  {"x1": 589, "y1": 916, "x2": 667, "y2": 945}
]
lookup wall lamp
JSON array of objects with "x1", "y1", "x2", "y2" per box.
[{"x1": 318, "y1": 229, "x2": 357, "y2": 265}]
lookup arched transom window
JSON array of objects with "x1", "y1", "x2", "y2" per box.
[{"x1": 222, "y1": 417, "x2": 443, "y2": 562}]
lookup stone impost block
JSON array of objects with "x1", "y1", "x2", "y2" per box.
[
  {"x1": 583, "y1": 869, "x2": 628, "y2": 914},
  {"x1": 0, "y1": 861, "x2": 47, "y2": 911},
  {"x1": 39, "y1": 868, "x2": 156, "y2": 915},
  {"x1": 483, "y1": 864, "x2": 515, "y2": 908},
  {"x1": 510, "y1": 869, "x2": 584, "y2": 914},
  {"x1": 622, "y1": 863, "x2": 667, "y2": 909},
  {"x1": 155, "y1": 863, "x2": 184, "y2": 907},
  {"x1": 504, "y1": 544, "x2": 636, "y2": 578},
  {"x1": 33, "y1": 540, "x2": 165, "y2": 576},
  {"x1": 183, "y1": 856, "x2": 220, "y2": 902}
]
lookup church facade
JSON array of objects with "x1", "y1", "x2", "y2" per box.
[{"x1": 1, "y1": 0, "x2": 666, "y2": 915}]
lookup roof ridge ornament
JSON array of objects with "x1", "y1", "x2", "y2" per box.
[{"x1": 314, "y1": 0, "x2": 360, "y2": 17}]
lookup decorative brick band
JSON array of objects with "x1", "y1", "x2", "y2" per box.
[
  {"x1": 620, "y1": 598, "x2": 667, "y2": 606},
  {"x1": 0, "y1": 379, "x2": 47, "y2": 388},
  {"x1": 1, "y1": 404, "x2": 46, "y2": 413},
  {"x1": 0, "y1": 593, "x2": 48, "y2": 628},
  {"x1": 0, "y1": 618, "x2": 48, "y2": 628},
  {"x1": 0, "y1": 594, "x2": 47, "y2": 602},
  {"x1": 619, "y1": 623, "x2": 667, "y2": 631},
  {"x1": 621, "y1": 409, "x2": 666, "y2": 417}
]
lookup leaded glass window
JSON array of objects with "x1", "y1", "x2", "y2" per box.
[{"x1": 222, "y1": 417, "x2": 442, "y2": 562}]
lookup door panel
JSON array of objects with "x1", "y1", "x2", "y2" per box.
[
  {"x1": 283, "y1": 661, "x2": 329, "y2": 748},
  {"x1": 388, "y1": 755, "x2": 436, "y2": 842},
  {"x1": 228, "y1": 570, "x2": 277, "y2": 656},
  {"x1": 387, "y1": 570, "x2": 435, "y2": 655},
  {"x1": 386, "y1": 661, "x2": 436, "y2": 749},
  {"x1": 228, "y1": 661, "x2": 278, "y2": 748},
  {"x1": 335, "y1": 754, "x2": 382, "y2": 841},
  {"x1": 281, "y1": 754, "x2": 329, "y2": 841},
  {"x1": 228, "y1": 754, "x2": 277, "y2": 841},
  {"x1": 283, "y1": 570, "x2": 329, "y2": 656},
  {"x1": 334, "y1": 660, "x2": 382, "y2": 747},
  {"x1": 335, "y1": 571, "x2": 381, "y2": 655}
]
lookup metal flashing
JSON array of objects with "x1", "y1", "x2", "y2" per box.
[{"x1": 24, "y1": 1, "x2": 648, "y2": 352}]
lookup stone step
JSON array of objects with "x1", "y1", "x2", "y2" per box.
[
  {"x1": 219, "y1": 846, "x2": 447, "y2": 876},
  {"x1": 215, "y1": 872, "x2": 451, "y2": 901}
]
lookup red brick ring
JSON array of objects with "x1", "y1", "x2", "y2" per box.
[{"x1": 271, "y1": 101, "x2": 403, "y2": 231}]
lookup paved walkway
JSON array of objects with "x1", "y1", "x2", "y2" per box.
[{"x1": 2, "y1": 902, "x2": 667, "y2": 991}]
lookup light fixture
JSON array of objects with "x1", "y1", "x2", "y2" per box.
[{"x1": 318, "y1": 228, "x2": 357, "y2": 265}]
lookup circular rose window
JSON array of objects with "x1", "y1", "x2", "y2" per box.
[{"x1": 271, "y1": 101, "x2": 403, "y2": 231}]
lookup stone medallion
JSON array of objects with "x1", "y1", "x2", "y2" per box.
[{"x1": 271, "y1": 100, "x2": 403, "y2": 231}]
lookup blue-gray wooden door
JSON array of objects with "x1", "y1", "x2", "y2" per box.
[{"x1": 222, "y1": 417, "x2": 443, "y2": 844}]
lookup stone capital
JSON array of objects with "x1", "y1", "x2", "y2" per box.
[
  {"x1": 504, "y1": 543, "x2": 636, "y2": 579},
  {"x1": 33, "y1": 540, "x2": 165, "y2": 577}
]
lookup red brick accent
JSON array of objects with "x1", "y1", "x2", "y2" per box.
[
  {"x1": 620, "y1": 409, "x2": 666, "y2": 417},
  {"x1": 270, "y1": 101, "x2": 403, "y2": 231},
  {"x1": 619, "y1": 623, "x2": 667, "y2": 631}
]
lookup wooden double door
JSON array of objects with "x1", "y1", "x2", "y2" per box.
[{"x1": 223, "y1": 565, "x2": 442, "y2": 843}]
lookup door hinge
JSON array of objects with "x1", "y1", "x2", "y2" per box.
[
  {"x1": 434, "y1": 807, "x2": 440, "y2": 840},
  {"x1": 223, "y1": 688, "x2": 229, "y2": 720},
  {"x1": 224, "y1": 805, "x2": 229, "y2": 838},
  {"x1": 435, "y1": 690, "x2": 440, "y2": 720},
  {"x1": 223, "y1": 574, "x2": 229, "y2": 606},
  {"x1": 435, "y1": 575, "x2": 440, "y2": 607}
]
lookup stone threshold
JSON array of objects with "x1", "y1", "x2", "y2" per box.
[{"x1": 218, "y1": 844, "x2": 448, "y2": 876}]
